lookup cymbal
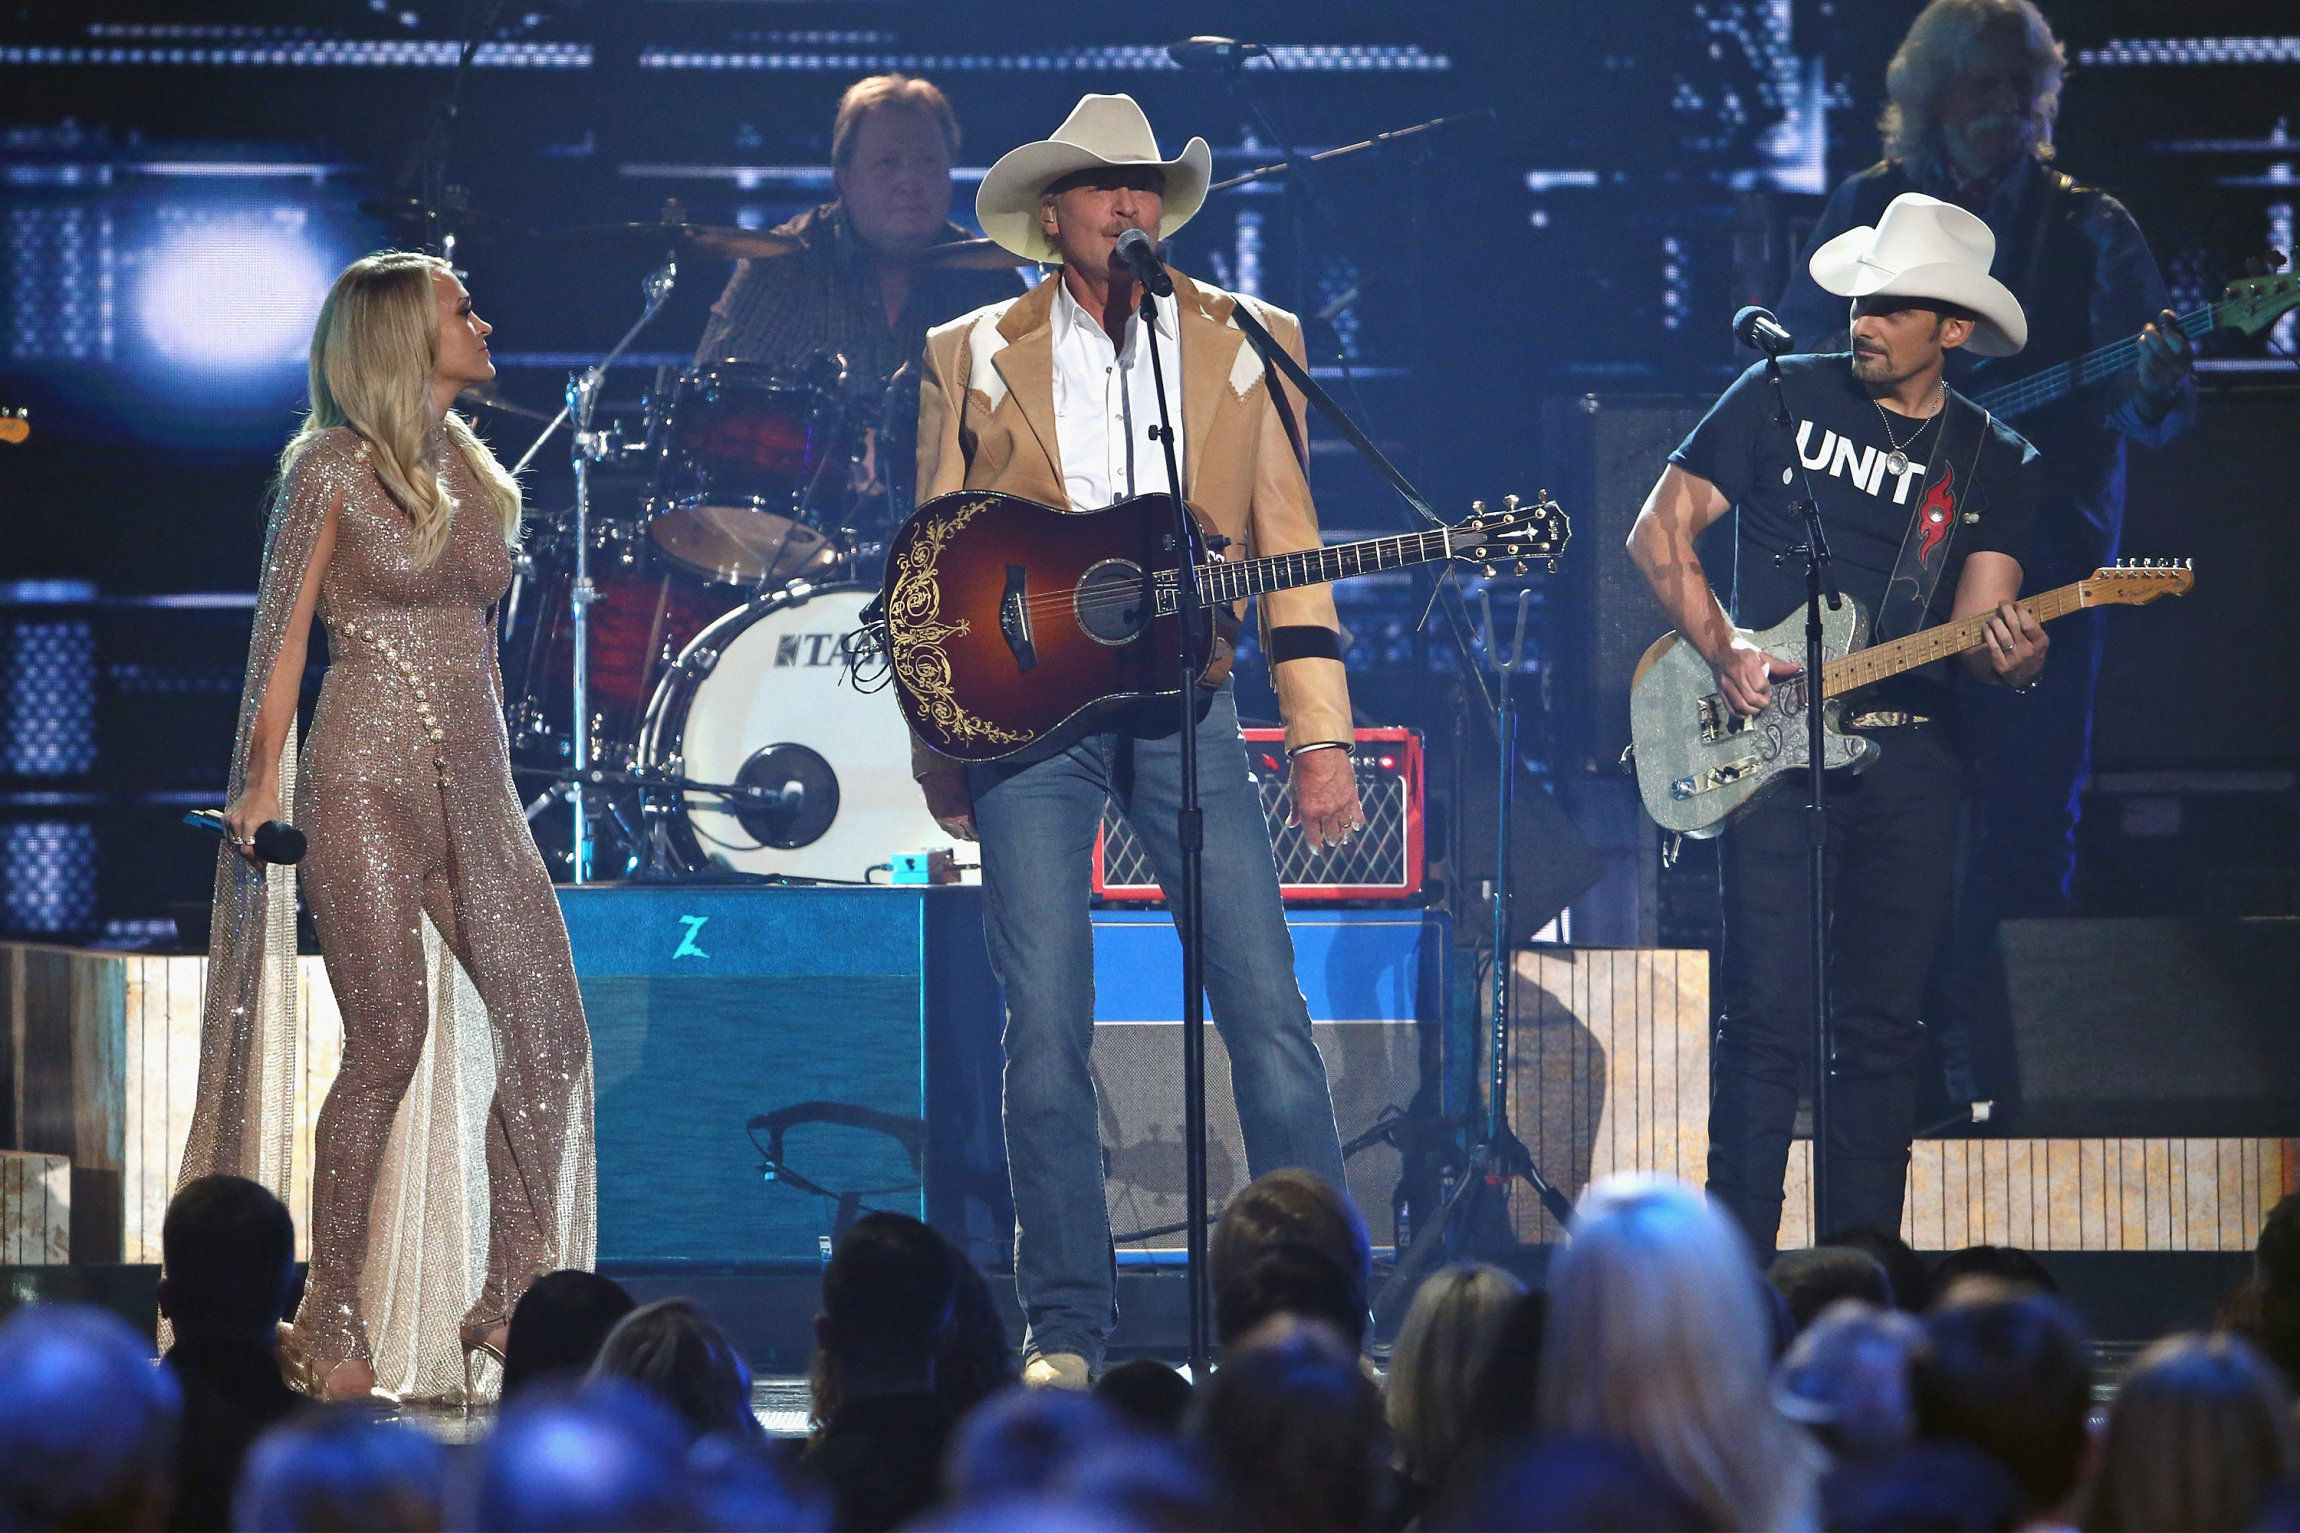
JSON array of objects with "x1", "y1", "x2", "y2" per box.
[
  {"x1": 358, "y1": 197, "x2": 535, "y2": 243},
  {"x1": 555, "y1": 221, "x2": 803, "y2": 260},
  {"x1": 914, "y1": 237, "x2": 1033, "y2": 271}
]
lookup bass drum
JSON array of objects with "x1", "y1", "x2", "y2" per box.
[{"x1": 637, "y1": 583, "x2": 959, "y2": 881}]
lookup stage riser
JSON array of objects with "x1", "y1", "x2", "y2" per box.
[{"x1": 1087, "y1": 910, "x2": 1447, "y2": 1251}]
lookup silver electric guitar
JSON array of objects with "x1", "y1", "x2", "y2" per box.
[{"x1": 1628, "y1": 561, "x2": 2195, "y2": 838}]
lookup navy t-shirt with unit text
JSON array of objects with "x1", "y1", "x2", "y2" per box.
[{"x1": 1669, "y1": 352, "x2": 2041, "y2": 712}]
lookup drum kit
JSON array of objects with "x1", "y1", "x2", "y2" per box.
[{"x1": 483, "y1": 214, "x2": 1014, "y2": 885}]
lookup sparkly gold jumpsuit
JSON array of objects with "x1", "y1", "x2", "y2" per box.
[{"x1": 182, "y1": 423, "x2": 594, "y2": 1388}]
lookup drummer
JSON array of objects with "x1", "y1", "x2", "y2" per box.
[{"x1": 694, "y1": 73, "x2": 1024, "y2": 384}]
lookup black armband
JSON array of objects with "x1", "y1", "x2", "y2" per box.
[{"x1": 1268, "y1": 625, "x2": 1344, "y2": 664}]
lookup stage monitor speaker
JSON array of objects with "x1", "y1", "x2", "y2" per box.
[
  {"x1": 1087, "y1": 909, "x2": 1448, "y2": 1252},
  {"x1": 563, "y1": 885, "x2": 1008, "y2": 1267},
  {"x1": 2002, "y1": 917, "x2": 2300, "y2": 1137},
  {"x1": 1540, "y1": 395, "x2": 1721, "y2": 769}
]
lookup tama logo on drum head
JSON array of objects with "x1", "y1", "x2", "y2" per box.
[{"x1": 775, "y1": 631, "x2": 858, "y2": 670}]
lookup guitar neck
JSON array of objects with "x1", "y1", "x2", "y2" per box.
[
  {"x1": 1196, "y1": 526, "x2": 1454, "y2": 602},
  {"x1": 1819, "y1": 578, "x2": 2088, "y2": 699},
  {"x1": 1971, "y1": 304, "x2": 2216, "y2": 421}
]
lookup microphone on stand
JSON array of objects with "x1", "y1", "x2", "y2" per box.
[
  {"x1": 1115, "y1": 227, "x2": 1174, "y2": 299},
  {"x1": 1733, "y1": 305, "x2": 1796, "y2": 355},
  {"x1": 184, "y1": 810, "x2": 308, "y2": 866},
  {"x1": 1166, "y1": 35, "x2": 1268, "y2": 71}
]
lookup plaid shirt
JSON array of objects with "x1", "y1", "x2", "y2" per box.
[{"x1": 693, "y1": 202, "x2": 1025, "y2": 386}]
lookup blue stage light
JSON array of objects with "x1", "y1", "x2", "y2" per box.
[{"x1": 138, "y1": 216, "x2": 330, "y2": 371}]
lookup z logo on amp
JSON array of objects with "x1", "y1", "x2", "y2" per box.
[{"x1": 673, "y1": 915, "x2": 711, "y2": 961}]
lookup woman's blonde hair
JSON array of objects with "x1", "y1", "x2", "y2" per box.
[
  {"x1": 1386, "y1": 1262, "x2": 1524, "y2": 1488},
  {"x1": 281, "y1": 250, "x2": 520, "y2": 563},
  {"x1": 1539, "y1": 1174, "x2": 1823, "y2": 1530},
  {"x1": 1880, "y1": 0, "x2": 2067, "y2": 168}
]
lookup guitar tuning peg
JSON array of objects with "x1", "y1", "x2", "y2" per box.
[
  {"x1": 1547, "y1": 556, "x2": 1561, "y2": 574},
  {"x1": 1471, "y1": 499, "x2": 1487, "y2": 514},
  {"x1": 1504, "y1": 493, "x2": 1521, "y2": 509},
  {"x1": 1513, "y1": 561, "x2": 1528, "y2": 576},
  {"x1": 1482, "y1": 563, "x2": 1497, "y2": 578}
]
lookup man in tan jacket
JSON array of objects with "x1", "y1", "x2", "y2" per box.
[{"x1": 912, "y1": 95, "x2": 1359, "y2": 1387}]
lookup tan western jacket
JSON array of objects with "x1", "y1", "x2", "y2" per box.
[{"x1": 910, "y1": 269, "x2": 1353, "y2": 780}]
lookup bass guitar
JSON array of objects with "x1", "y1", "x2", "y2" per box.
[
  {"x1": 1628, "y1": 560, "x2": 2194, "y2": 838},
  {"x1": 879, "y1": 489, "x2": 1568, "y2": 761},
  {"x1": 1971, "y1": 266, "x2": 2298, "y2": 421}
]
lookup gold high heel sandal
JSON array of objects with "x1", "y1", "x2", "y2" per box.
[
  {"x1": 276, "y1": 1323, "x2": 377, "y2": 1402},
  {"x1": 460, "y1": 1319, "x2": 509, "y2": 1405}
]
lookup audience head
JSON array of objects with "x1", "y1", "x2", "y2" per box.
[
  {"x1": 817, "y1": 1212, "x2": 958, "y2": 1391},
  {"x1": 1821, "y1": 1437, "x2": 2027, "y2": 1533},
  {"x1": 587, "y1": 1299, "x2": 758, "y2": 1444},
  {"x1": 1538, "y1": 1173, "x2": 1821, "y2": 1530},
  {"x1": 1190, "y1": 1315, "x2": 1386, "y2": 1533},
  {"x1": 1211, "y1": 1170, "x2": 1371, "y2": 1347},
  {"x1": 452, "y1": 1378, "x2": 691, "y2": 1531},
  {"x1": 1053, "y1": 1436, "x2": 1229, "y2": 1532},
  {"x1": 0, "y1": 1302, "x2": 181, "y2": 1531},
  {"x1": 945, "y1": 1386, "x2": 1124, "y2": 1505},
  {"x1": 502, "y1": 1270, "x2": 637, "y2": 1400},
  {"x1": 2229, "y1": 1193, "x2": 2300, "y2": 1388},
  {"x1": 157, "y1": 1174, "x2": 296, "y2": 1343},
  {"x1": 1911, "y1": 1292, "x2": 2092, "y2": 1522},
  {"x1": 1769, "y1": 1246, "x2": 1893, "y2": 1331},
  {"x1": 1386, "y1": 1262, "x2": 1526, "y2": 1489},
  {"x1": 1772, "y1": 1299, "x2": 1926, "y2": 1460},
  {"x1": 1930, "y1": 1243, "x2": 2058, "y2": 1300},
  {"x1": 2079, "y1": 1330, "x2": 2296, "y2": 1533},
  {"x1": 1094, "y1": 1357, "x2": 1193, "y2": 1435},
  {"x1": 685, "y1": 1433, "x2": 820, "y2": 1532},
  {"x1": 1456, "y1": 1290, "x2": 1549, "y2": 1472},
  {"x1": 938, "y1": 1241, "x2": 1018, "y2": 1421},
  {"x1": 1435, "y1": 1434, "x2": 1715, "y2": 1533},
  {"x1": 234, "y1": 1407, "x2": 447, "y2": 1532},
  {"x1": 1823, "y1": 1225, "x2": 1932, "y2": 1312},
  {"x1": 1216, "y1": 1240, "x2": 1367, "y2": 1354}
]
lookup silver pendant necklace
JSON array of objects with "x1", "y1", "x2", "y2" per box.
[{"x1": 1873, "y1": 381, "x2": 1944, "y2": 477}]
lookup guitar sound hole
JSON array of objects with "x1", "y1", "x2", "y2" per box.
[{"x1": 1074, "y1": 558, "x2": 1150, "y2": 646}]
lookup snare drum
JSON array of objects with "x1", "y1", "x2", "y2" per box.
[
  {"x1": 636, "y1": 583, "x2": 956, "y2": 881},
  {"x1": 646, "y1": 362, "x2": 849, "y2": 586}
]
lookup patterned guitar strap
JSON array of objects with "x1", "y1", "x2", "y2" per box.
[{"x1": 1876, "y1": 391, "x2": 1995, "y2": 643}]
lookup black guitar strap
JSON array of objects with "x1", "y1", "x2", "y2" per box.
[
  {"x1": 1876, "y1": 390, "x2": 1994, "y2": 642},
  {"x1": 1228, "y1": 302, "x2": 1446, "y2": 528}
]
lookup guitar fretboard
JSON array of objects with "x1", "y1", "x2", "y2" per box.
[
  {"x1": 1971, "y1": 306, "x2": 2216, "y2": 421},
  {"x1": 1820, "y1": 578, "x2": 2088, "y2": 698},
  {"x1": 1195, "y1": 526, "x2": 1455, "y2": 603}
]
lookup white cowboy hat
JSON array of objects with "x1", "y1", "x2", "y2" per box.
[
  {"x1": 975, "y1": 93, "x2": 1212, "y2": 263},
  {"x1": 1808, "y1": 192, "x2": 2028, "y2": 357}
]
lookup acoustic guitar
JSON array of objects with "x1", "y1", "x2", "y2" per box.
[{"x1": 879, "y1": 489, "x2": 1569, "y2": 762}]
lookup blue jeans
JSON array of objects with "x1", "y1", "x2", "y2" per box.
[{"x1": 967, "y1": 685, "x2": 1346, "y2": 1367}]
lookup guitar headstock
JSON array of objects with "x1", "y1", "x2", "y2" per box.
[
  {"x1": 2081, "y1": 558, "x2": 2195, "y2": 607},
  {"x1": 2216, "y1": 265, "x2": 2300, "y2": 337},
  {"x1": 1451, "y1": 492, "x2": 1571, "y2": 575}
]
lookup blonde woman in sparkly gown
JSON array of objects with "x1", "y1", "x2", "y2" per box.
[{"x1": 187, "y1": 251, "x2": 594, "y2": 1401}]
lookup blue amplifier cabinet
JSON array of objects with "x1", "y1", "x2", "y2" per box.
[
  {"x1": 1088, "y1": 909, "x2": 1449, "y2": 1252},
  {"x1": 560, "y1": 885, "x2": 1007, "y2": 1267}
]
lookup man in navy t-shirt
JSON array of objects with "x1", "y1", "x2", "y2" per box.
[{"x1": 1628, "y1": 194, "x2": 2048, "y2": 1254}]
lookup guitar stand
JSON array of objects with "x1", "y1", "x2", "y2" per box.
[{"x1": 1373, "y1": 586, "x2": 1574, "y2": 1341}]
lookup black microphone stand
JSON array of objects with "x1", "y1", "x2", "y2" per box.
[
  {"x1": 1754, "y1": 340, "x2": 1840, "y2": 1238},
  {"x1": 1132, "y1": 260, "x2": 1215, "y2": 1375}
]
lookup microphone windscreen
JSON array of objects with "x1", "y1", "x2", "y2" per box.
[{"x1": 254, "y1": 821, "x2": 309, "y2": 866}]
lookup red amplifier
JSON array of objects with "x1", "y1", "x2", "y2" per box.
[{"x1": 1092, "y1": 727, "x2": 1426, "y2": 904}]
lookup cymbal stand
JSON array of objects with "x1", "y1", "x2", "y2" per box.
[{"x1": 558, "y1": 256, "x2": 678, "y2": 881}]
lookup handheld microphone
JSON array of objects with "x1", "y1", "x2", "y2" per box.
[
  {"x1": 184, "y1": 809, "x2": 308, "y2": 866},
  {"x1": 1166, "y1": 36, "x2": 1267, "y2": 71},
  {"x1": 1115, "y1": 227, "x2": 1174, "y2": 298},
  {"x1": 1733, "y1": 305, "x2": 1796, "y2": 355}
]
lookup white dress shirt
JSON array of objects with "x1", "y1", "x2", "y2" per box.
[{"x1": 1048, "y1": 276, "x2": 1186, "y2": 511}]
